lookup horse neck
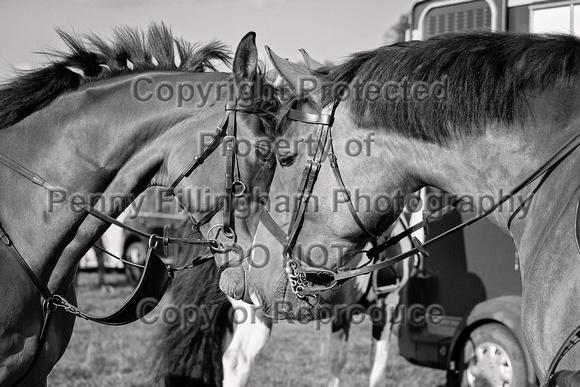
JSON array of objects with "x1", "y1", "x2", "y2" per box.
[
  {"x1": 0, "y1": 71, "x2": 227, "y2": 289},
  {"x1": 399, "y1": 93, "x2": 580, "y2": 235}
]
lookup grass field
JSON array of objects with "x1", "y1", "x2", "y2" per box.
[{"x1": 49, "y1": 272, "x2": 445, "y2": 387}]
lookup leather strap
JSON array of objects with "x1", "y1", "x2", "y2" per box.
[
  {"x1": 259, "y1": 207, "x2": 288, "y2": 245},
  {"x1": 12, "y1": 299, "x2": 56, "y2": 387},
  {"x1": 284, "y1": 123, "x2": 329, "y2": 255},
  {"x1": 328, "y1": 151, "x2": 377, "y2": 239},
  {"x1": 165, "y1": 115, "x2": 228, "y2": 197},
  {"x1": 223, "y1": 104, "x2": 237, "y2": 235},
  {"x1": 0, "y1": 153, "x2": 59, "y2": 191},
  {"x1": 0, "y1": 223, "x2": 52, "y2": 300},
  {"x1": 365, "y1": 201, "x2": 459, "y2": 258},
  {"x1": 576, "y1": 200, "x2": 580, "y2": 254},
  {"x1": 0, "y1": 151, "x2": 218, "y2": 247},
  {"x1": 165, "y1": 103, "x2": 253, "y2": 198},
  {"x1": 288, "y1": 109, "x2": 334, "y2": 126},
  {"x1": 51, "y1": 248, "x2": 171, "y2": 325},
  {"x1": 260, "y1": 102, "x2": 381, "y2": 265},
  {"x1": 544, "y1": 326, "x2": 580, "y2": 387},
  {"x1": 1, "y1": 222, "x2": 171, "y2": 325},
  {"x1": 356, "y1": 128, "x2": 580, "y2": 280},
  {"x1": 1, "y1": 224, "x2": 58, "y2": 387}
]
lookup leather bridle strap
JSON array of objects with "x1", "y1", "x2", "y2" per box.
[
  {"x1": 364, "y1": 200, "x2": 460, "y2": 258},
  {"x1": 1, "y1": 222, "x2": 58, "y2": 387},
  {"x1": 166, "y1": 103, "x2": 247, "y2": 239},
  {"x1": 166, "y1": 103, "x2": 244, "y2": 198},
  {"x1": 328, "y1": 148, "x2": 377, "y2": 240},
  {"x1": 0, "y1": 149, "x2": 210, "y2": 245},
  {"x1": 0, "y1": 223, "x2": 52, "y2": 300},
  {"x1": 165, "y1": 114, "x2": 228, "y2": 198},
  {"x1": 258, "y1": 102, "x2": 382, "y2": 262},
  {"x1": 0, "y1": 152, "x2": 57, "y2": 191},
  {"x1": 322, "y1": 129, "x2": 580, "y2": 284},
  {"x1": 284, "y1": 121, "x2": 330, "y2": 255},
  {"x1": 260, "y1": 102, "x2": 378, "y2": 255},
  {"x1": 545, "y1": 326, "x2": 580, "y2": 387},
  {"x1": 223, "y1": 103, "x2": 238, "y2": 235},
  {"x1": 287, "y1": 109, "x2": 334, "y2": 126}
]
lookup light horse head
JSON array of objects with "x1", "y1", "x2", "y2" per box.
[
  {"x1": 0, "y1": 25, "x2": 277, "y2": 385},
  {"x1": 250, "y1": 32, "x2": 580, "y2": 386},
  {"x1": 247, "y1": 44, "x2": 416, "y2": 320}
]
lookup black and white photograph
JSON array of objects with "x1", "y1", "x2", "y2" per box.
[{"x1": 0, "y1": 0, "x2": 579, "y2": 386}]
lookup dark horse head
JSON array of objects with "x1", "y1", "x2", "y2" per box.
[{"x1": 0, "y1": 24, "x2": 278, "y2": 385}]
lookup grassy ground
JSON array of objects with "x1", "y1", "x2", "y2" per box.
[{"x1": 49, "y1": 272, "x2": 445, "y2": 387}]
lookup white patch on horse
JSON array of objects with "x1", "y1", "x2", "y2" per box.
[{"x1": 353, "y1": 243, "x2": 372, "y2": 293}]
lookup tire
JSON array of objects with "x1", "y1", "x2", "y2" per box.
[
  {"x1": 458, "y1": 323, "x2": 529, "y2": 387},
  {"x1": 124, "y1": 241, "x2": 147, "y2": 285}
]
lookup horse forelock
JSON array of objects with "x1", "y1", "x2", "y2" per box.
[
  {"x1": 0, "y1": 23, "x2": 233, "y2": 130},
  {"x1": 317, "y1": 31, "x2": 580, "y2": 146}
]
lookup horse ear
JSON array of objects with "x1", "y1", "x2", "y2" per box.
[
  {"x1": 233, "y1": 32, "x2": 258, "y2": 88},
  {"x1": 299, "y1": 48, "x2": 324, "y2": 71},
  {"x1": 265, "y1": 46, "x2": 316, "y2": 97}
]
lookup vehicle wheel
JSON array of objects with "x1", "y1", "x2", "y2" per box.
[
  {"x1": 124, "y1": 241, "x2": 147, "y2": 285},
  {"x1": 458, "y1": 323, "x2": 529, "y2": 387}
]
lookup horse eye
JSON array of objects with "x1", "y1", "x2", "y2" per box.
[{"x1": 278, "y1": 155, "x2": 296, "y2": 167}]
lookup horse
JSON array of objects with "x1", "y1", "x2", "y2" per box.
[
  {"x1": 153, "y1": 213, "x2": 416, "y2": 387},
  {"x1": 247, "y1": 31, "x2": 580, "y2": 387},
  {"x1": 0, "y1": 24, "x2": 278, "y2": 386}
]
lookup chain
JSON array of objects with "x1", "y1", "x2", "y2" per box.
[
  {"x1": 285, "y1": 260, "x2": 308, "y2": 299},
  {"x1": 50, "y1": 295, "x2": 90, "y2": 321}
]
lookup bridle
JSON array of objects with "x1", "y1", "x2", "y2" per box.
[
  {"x1": 258, "y1": 99, "x2": 580, "y2": 386},
  {"x1": 0, "y1": 100, "x2": 267, "y2": 385},
  {"x1": 259, "y1": 100, "x2": 382, "y2": 298}
]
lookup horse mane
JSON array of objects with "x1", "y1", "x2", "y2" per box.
[
  {"x1": 0, "y1": 23, "x2": 232, "y2": 130},
  {"x1": 316, "y1": 31, "x2": 580, "y2": 145}
]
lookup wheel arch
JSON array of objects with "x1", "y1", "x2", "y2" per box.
[{"x1": 446, "y1": 295, "x2": 536, "y2": 385}]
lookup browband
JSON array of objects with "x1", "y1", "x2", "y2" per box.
[{"x1": 288, "y1": 109, "x2": 334, "y2": 126}]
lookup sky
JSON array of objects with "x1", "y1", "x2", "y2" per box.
[{"x1": 0, "y1": 0, "x2": 412, "y2": 80}]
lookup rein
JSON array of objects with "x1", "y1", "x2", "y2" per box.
[{"x1": 260, "y1": 101, "x2": 580, "y2": 385}]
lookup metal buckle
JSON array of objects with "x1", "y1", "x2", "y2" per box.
[
  {"x1": 231, "y1": 180, "x2": 247, "y2": 197},
  {"x1": 148, "y1": 234, "x2": 158, "y2": 249},
  {"x1": 207, "y1": 224, "x2": 236, "y2": 242}
]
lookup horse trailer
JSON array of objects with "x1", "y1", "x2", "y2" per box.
[{"x1": 399, "y1": 1, "x2": 578, "y2": 385}]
